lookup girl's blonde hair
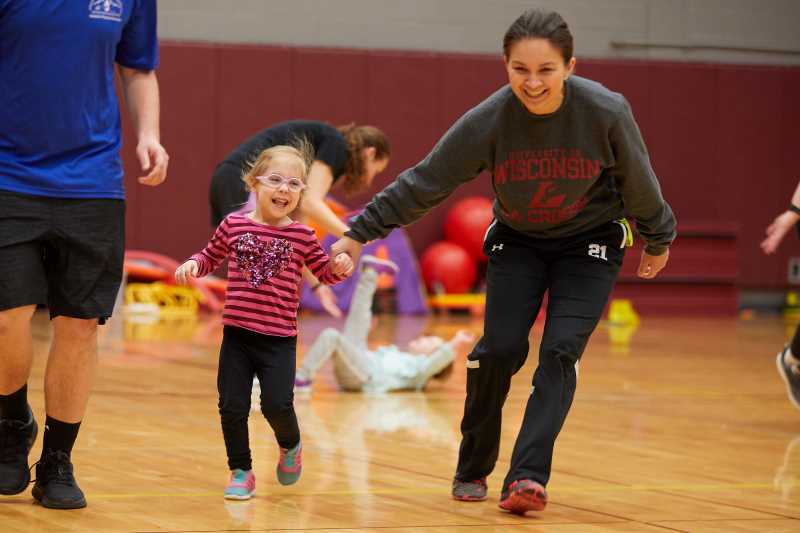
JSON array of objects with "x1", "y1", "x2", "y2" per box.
[{"x1": 241, "y1": 139, "x2": 314, "y2": 192}]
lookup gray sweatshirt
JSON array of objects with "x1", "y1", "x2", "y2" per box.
[{"x1": 346, "y1": 76, "x2": 676, "y2": 255}]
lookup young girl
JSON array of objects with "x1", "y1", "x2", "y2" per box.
[
  {"x1": 332, "y1": 8, "x2": 676, "y2": 515},
  {"x1": 293, "y1": 256, "x2": 475, "y2": 393},
  {"x1": 176, "y1": 145, "x2": 353, "y2": 500},
  {"x1": 210, "y1": 121, "x2": 392, "y2": 317}
]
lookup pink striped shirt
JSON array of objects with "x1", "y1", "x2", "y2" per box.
[{"x1": 191, "y1": 214, "x2": 344, "y2": 337}]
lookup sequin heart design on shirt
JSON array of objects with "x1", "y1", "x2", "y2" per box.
[{"x1": 234, "y1": 233, "x2": 293, "y2": 288}]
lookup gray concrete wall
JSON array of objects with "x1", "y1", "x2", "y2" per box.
[{"x1": 158, "y1": 0, "x2": 800, "y2": 65}]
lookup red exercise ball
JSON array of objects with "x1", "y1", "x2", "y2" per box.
[
  {"x1": 444, "y1": 196, "x2": 494, "y2": 262},
  {"x1": 420, "y1": 241, "x2": 477, "y2": 294}
]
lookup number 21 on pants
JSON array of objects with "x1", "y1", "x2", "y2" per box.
[{"x1": 588, "y1": 243, "x2": 607, "y2": 261}]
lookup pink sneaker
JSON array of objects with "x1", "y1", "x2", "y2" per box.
[
  {"x1": 276, "y1": 442, "x2": 302, "y2": 485},
  {"x1": 224, "y1": 469, "x2": 255, "y2": 500},
  {"x1": 498, "y1": 479, "x2": 548, "y2": 514}
]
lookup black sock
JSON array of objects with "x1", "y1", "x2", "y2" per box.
[
  {"x1": 0, "y1": 384, "x2": 30, "y2": 421},
  {"x1": 42, "y1": 416, "x2": 81, "y2": 457}
]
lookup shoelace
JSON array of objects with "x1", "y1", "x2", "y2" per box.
[
  {"x1": 280, "y1": 450, "x2": 293, "y2": 467},
  {"x1": 0, "y1": 419, "x2": 29, "y2": 463},
  {"x1": 230, "y1": 471, "x2": 250, "y2": 485},
  {"x1": 31, "y1": 451, "x2": 76, "y2": 487}
]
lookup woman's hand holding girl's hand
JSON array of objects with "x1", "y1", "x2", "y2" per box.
[
  {"x1": 332, "y1": 253, "x2": 355, "y2": 277},
  {"x1": 331, "y1": 236, "x2": 364, "y2": 264}
]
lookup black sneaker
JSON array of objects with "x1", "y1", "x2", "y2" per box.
[
  {"x1": 777, "y1": 345, "x2": 800, "y2": 410},
  {"x1": 32, "y1": 450, "x2": 86, "y2": 509},
  {"x1": 0, "y1": 408, "x2": 38, "y2": 495},
  {"x1": 451, "y1": 477, "x2": 488, "y2": 501}
]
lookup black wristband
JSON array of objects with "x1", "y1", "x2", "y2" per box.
[
  {"x1": 311, "y1": 282, "x2": 322, "y2": 292},
  {"x1": 790, "y1": 204, "x2": 800, "y2": 215}
]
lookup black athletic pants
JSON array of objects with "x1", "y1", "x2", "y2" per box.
[
  {"x1": 218, "y1": 325, "x2": 300, "y2": 471},
  {"x1": 455, "y1": 220, "x2": 626, "y2": 491}
]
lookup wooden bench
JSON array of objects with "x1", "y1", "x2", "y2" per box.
[{"x1": 611, "y1": 223, "x2": 739, "y2": 315}]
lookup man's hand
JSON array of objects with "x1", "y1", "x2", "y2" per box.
[{"x1": 136, "y1": 137, "x2": 169, "y2": 186}]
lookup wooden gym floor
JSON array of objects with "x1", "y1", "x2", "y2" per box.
[{"x1": 1, "y1": 309, "x2": 798, "y2": 532}]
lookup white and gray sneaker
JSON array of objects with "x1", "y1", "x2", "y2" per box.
[
  {"x1": 360, "y1": 255, "x2": 399, "y2": 275},
  {"x1": 776, "y1": 345, "x2": 800, "y2": 410}
]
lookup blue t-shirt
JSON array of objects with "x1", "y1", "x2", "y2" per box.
[{"x1": 0, "y1": 0, "x2": 159, "y2": 199}]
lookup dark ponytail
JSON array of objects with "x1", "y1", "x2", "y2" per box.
[
  {"x1": 337, "y1": 123, "x2": 391, "y2": 195},
  {"x1": 503, "y1": 8, "x2": 573, "y2": 64}
]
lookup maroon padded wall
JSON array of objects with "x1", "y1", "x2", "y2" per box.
[{"x1": 121, "y1": 42, "x2": 800, "y2": 290}]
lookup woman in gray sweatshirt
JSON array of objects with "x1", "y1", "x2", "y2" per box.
[{"x1": 332, "y1": 8, "x2": 676, "y2": 515}]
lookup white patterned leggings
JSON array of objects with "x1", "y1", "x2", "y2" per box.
[
  {"x1": 297, "y1": 269, "x2": 458, "y2": 392},
  {"x1": 296, "y1": 269, "x2": 380, "y2": 390}
]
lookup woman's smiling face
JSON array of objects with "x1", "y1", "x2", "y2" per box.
[{"x1": 505, "y1": 37, "x2": 575, "y2": 115}]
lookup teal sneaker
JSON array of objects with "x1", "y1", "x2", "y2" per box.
[
  {"x1": 276, "y1": 442, "x2": 302, "y2": 485},
  {"x1": 224, "y1": 469, "x2": 255, "y2": 500}
]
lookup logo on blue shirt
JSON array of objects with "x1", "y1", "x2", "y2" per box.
[{"x1": 89, "y1": 0, "x2": 123, "y2": 22}]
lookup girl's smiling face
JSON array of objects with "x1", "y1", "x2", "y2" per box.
[{"x1": 253, "y1": 154, "x2": 306, "y2": 225}]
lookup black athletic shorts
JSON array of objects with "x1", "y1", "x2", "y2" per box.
[{"x1": 0, "y1": 189, "x2": 125, "y2": 323}]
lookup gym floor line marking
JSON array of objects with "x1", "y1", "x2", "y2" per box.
[{"x1": 87, "y1": 481, "x2": 792, "y2": 500}]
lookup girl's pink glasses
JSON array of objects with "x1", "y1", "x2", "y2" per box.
[{"x1": 255, "y1": 173, "x2": 306, "y2": 192}]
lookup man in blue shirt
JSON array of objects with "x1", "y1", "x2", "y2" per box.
[{"x1": 0, "y1": 1, "x2": 168, "y2": 509}]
